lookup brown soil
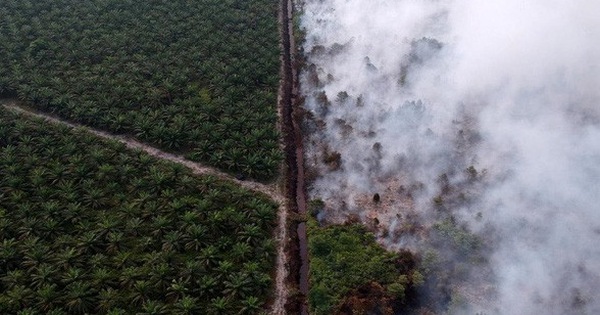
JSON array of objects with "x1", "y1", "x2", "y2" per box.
[
  {"x1": 278, "y1": 0, "x2": 310, "y2": 313},
  {"x1": 337, "y1": 282, "x2": 395, "y2": 315}
]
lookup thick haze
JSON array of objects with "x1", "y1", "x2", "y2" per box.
[{"x1": 300, "y1": 0, "x2": 600, "y2": 314}]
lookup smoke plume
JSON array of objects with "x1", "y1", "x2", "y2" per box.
[{"x1": 299, "y1": 0, "x2": 600, "y2": 313}]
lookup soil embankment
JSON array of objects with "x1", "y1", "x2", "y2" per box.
[{"x1": 278, "y1": 0, "x2": 310, "y2": 313}]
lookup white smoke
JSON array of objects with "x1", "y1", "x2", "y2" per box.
[{"x1": 299, "y1": 0, "x2": 600, "y2": 314}]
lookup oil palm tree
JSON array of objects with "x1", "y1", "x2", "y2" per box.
[
  {"x1": 91, "y1": 267, "x2": 115, "y2": 288},
  {"x1": 0, "y1": 238, "x2": 19, "y2": 270},
  {"x1": 30, "y1": 264, "x2": 57, "y2": 288},
  {"x1": 149, "y1": 262, "x2": 171, "y2": 292},
  {"x1": 161, "y1": 230, "x2": 183, "y2": 252},
  {"x1": 97, "y1": 288, "x2": 120, "y2": 313},
  {"x1": 239, "y1": 296, "x2": 262, "y2": 314},
  {"x1": 223, "y1": 272, "x2": 251, "y2": 298},
  {"x1": 139, "y1": 300, "x2": 168, "y2": 315},
  {"x1": 1, "y1": 269, "x2": 26, "y2": 290},
  {"x1": 131, "y1": 280, "x2": 151, "y2": 306},
  {"x1": 34, "y1": 283, "x2": 60, "y2": 312},
  {"x1": 208, "y1": 296, "x2": 231, "y2": 315},
  {"x1": 183, "y1": 224, "x2": 207, "y2": 251},
  {"x1": 166, "y1": 278, "x2": 187, "y2": 301},
  {"x1": 21, "y1": 243, "x2": 48, "y2": 271},
  {"x1": 172, "y1": 296, "x2": 198, "y2": 315},
  {"x1": 4, "y1": 284, "x2": 34, "y2": 312},
  {"x1": 199, "y1": 245, "x2": 219, "y2": 268},
  {"x1": 64, "y1": 281, "x2": 96, "y2": 314}
]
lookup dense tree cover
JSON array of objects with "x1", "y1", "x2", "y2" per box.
[
  {"x1": 307, "y1": 218, "x2": 423, "y2": 315},
  {"x1": 0, "y1": 0, "x2": 282, "y2": 180},
  {"x1": 0, "y1": 108, "x2": 278, "y2": 314}
]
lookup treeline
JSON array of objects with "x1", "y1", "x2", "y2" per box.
[
  {"x1": 0, "y1": 108, "x2": 278, "y2": 314},
  {"x1": 0, "y1": 0, "x2": 282, "y2": 180}
]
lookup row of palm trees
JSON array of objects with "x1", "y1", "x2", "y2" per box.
[
  {"x1": 0, "y1": 0, "x2": 282, "y2": 180},
  {"x1": 0, "y1": 108, "x2": 278, "y2": 314}
]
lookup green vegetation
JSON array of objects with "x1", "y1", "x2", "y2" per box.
[
  {"x1": 307, "y1": 219, "x2": 422, "y2": 315},
  {"x1": 0, "y1": 0, "x2": 281, "y2": 180},
  {"x1": 0, "y1": 108, "x2": 278, "y2": 314}
]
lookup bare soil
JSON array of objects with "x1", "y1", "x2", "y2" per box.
[{"x1": 277, "y1": 0, "x2": 310, "y2": 313}]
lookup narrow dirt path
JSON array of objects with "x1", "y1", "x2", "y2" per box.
[
  {"x1": 276, "y1": 0, "x2": 310, "y2": 314},
  {"x1": 270, "y1": 0, "x2": 293, "y2": 312},
  {"x1": 1, "y1": 99, "x2": 286, "y2": 204},
  {"x1": 2, "y1": 96, "x2": 294, "y2": 312}
]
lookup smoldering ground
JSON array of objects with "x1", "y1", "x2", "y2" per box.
[{"x1": 299, "y1": 0, "x2": 600, "y2": 314}]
